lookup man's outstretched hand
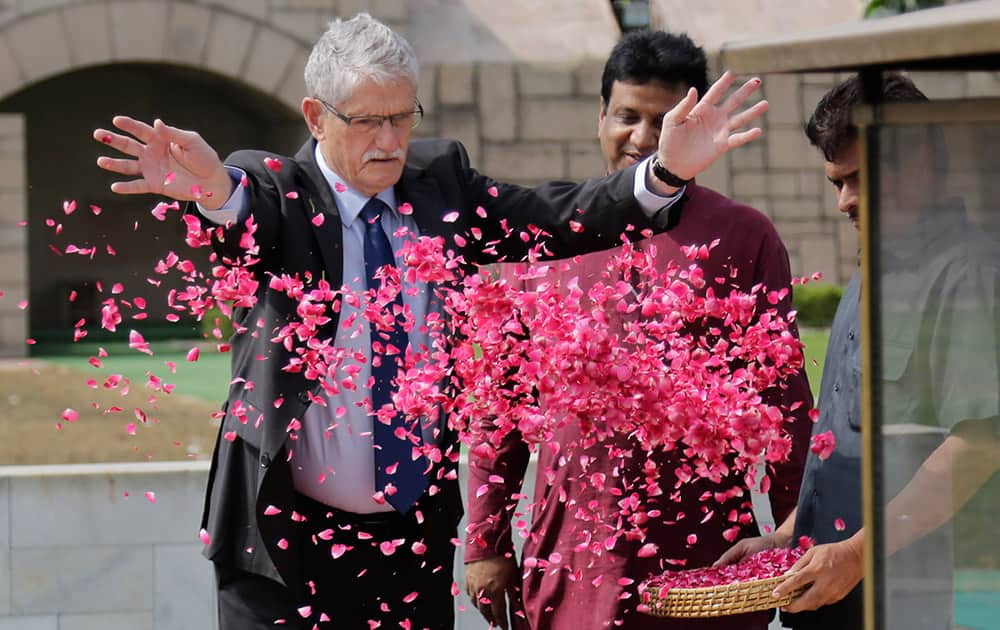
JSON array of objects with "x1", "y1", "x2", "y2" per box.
[
  {"x1": 652, "y1": 71, "x2": 768, "y2": 191},
  {"x1": 94, "y1": 116, "x2": 232, "y2": 210}
]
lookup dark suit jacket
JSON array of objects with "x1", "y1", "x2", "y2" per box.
[{"x1": 198, "y1": 138, "x2": 659, "y2": 593}]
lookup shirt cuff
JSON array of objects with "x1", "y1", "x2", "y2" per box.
[
  {"x1": 196, "y1": 166, "x2": 246, "y2": 226},
  {"x1": 633, "y1": 155, "x2": 685, "y2": 227}
]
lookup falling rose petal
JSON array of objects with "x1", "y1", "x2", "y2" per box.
[
  {"x1": 223, "y1": 431, "x2": 237, "y2": 442},
  {"x1": 264, "y1": 505, "x2": 282, "y2": 516},
  {"x1": 442, "y1": 211, "x2": 460, "y2": 223},
  {"x1": 286, "y1": 191, "x2": 299, "y2": 199},
  {"x1": 686, "y1": 534, "x2": 697, "y2": 545},
  {"x1": 144, "y1": 491, "x2": 156, "y2": 504},
  {"x1": 186, "y1": 347, "x2": 200, "y2": 362},
  {"x1": 402, "y1": 592, "x2": 418, "y2": 603},
  {"x1": 61, "y1": 408, "x2": 79, "y2": 423},
  {"x1": 63, "y1": 200, "x2": 77, "y2": 215},
  {"x1": 277, "y1": 538, "x2": 289, "y2": 550},
  {"x1": 264, "y1": 157, "x2": 282, "y2": 172},
  {"x1": 453, "y1": 234, "x2": 467, "y2": 247},
  {"x1": 163, "y1": 172, "x2": 176, "y2": 186},
  {"x1": 810, "y1": 430, "x2": 836, "y2": 460},
  {"x1": 487, "y1": 186, "x2": 499, "y2": 197},
  {"x1": 111, "y1": 283, "x2": 124, "y2": 295},
  {"x1": 637, "y1": 543, "x2": 658, "y2": 558},
  {"x1": 722, "y1": 526, "x2": 741, "y2": 542},
  {"x1": 475, "y1": 484, "x2": 489, "y2": 498},
  {"x1": 199, "y1": 529, "x2": 211, "y2": 545},
  {"x1": 808, "y1": 408, "x2": 820, "y2": 423},
  {"x1": 334, "y1": 182, "x2": 346, "y2": 193},
  {"x1": 411, "y1": 541, "x2": 427, "y2": 555},
  {"x1": 398, "y1": 202, "x2": 413, "y2": 215},
  {"x1": 834, "y1": 518, "x2": 846, "y2": 531},
  {"x1": 126, "y1": 422, "x2": 137, "y2": 436},
  {"x1": 317, "y1": 529, "x2": 334, "y2": 541},
  {"x1": 90, "y1": 204, "x2": 102, "y2": 215},
  {"x1": 569, "y1": 220, "x2": 584, "y2": 233},
  {"x1": 812, "y1": 272, "x2": 823, "y2": 281},
  {"x1": 297, "y1": 606, "x2": 312, "y2": 618},
  {"x1": 17, "y1": 300, "x2": 28, "y2": 310},
  {"x1": 311, "y1": 214, "x2": 325, "y2": 227},
  {"x1": 379, "y1": 540, "x2": 400, "y2": 556},
  {"x1": 331, "y1": 544, "x2": 350, "y2": 559}
]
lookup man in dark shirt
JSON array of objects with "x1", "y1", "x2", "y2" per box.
[{"x1": 717, "y1": 74, "x2": 1000, "y2": 629}]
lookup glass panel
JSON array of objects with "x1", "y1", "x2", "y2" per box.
[{"x1": 874, "y1": 113, "x2": 1000, "y2": 630}]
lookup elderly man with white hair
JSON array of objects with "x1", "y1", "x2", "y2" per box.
[{"x1": 94, "y1": 13, "x2": 766, "y2": 629}]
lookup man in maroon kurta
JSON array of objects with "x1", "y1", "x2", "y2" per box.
[{"x1": 464, "y1": 31, "x2": 815, "y2": 630}]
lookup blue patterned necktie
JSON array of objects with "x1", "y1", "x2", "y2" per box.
[{"x1": 359, "y1": 197, "x2": 427, "y2": 513}]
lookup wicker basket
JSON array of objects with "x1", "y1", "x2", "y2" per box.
[{"x1": 640, "y1": 573, "x2": 805, "y2": 618}]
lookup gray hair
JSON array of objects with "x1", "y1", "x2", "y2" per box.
[{"x1": 304, "y1": 13, "x2": 419, "y2": 105}]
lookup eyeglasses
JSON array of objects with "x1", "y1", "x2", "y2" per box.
[{"x1": 317, "y1": 98, "x2": 424, "y2": 133}]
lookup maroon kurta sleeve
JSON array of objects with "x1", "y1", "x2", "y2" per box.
[{"x1": 464, "y1": 263, "x2": 534, "y2": 564}]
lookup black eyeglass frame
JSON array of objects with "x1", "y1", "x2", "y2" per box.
[{"x1": 316, "y1": 98, "x2": 424, "y2": 131}]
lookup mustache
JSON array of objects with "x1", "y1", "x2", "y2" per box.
[{"x1": 363, "y1": 148, "x2": 405, "y2": 163}]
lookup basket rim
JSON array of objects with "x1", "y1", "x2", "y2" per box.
[{"x1": 641, "y1": 571, "x2": 799, "y2": 597}]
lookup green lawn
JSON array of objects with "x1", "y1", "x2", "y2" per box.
[
  {"x1": 42, "y1": 340, "x2": 231, "y2": 403},
  {"x1": 799, "y1": 327, "x2": 830, "y2": 394}
]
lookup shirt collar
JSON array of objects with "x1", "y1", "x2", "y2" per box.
[{"x1": 313, "y1": 142, "x2": 397, "y2": 227}]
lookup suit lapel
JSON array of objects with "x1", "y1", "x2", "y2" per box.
[{"x1": 295, "y1": 140, "x2": 345, "y2": 291}]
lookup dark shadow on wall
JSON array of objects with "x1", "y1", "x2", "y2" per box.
[{"x1": 0, "y1": 62, "x2": 306, "y2": 343}]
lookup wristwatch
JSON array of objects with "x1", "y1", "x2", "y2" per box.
[{"x1": 651, "y1": 156, "x2": 691, "y2": 188}]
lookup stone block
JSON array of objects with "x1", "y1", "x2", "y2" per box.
[
  {"x1": 798, "y1": 171, "x2": 825, "y2": 198},
  {"x1": 767, "y1": 126, "x2": 813, "y2": 170},
  {"x1": 274, "y1": 49, "x2": 309, "y2": 112},
  {"x1": 772, "y1": 199, "x2": 822, "y2": 221},
  {"x1": 909, "y1": 71, "x2": 966, "y2": 100},
  {"x1": 482, "y1": 142, "x2": 565, "y2": 182},
  {"x1": 965, "y1": 71, "x2": 1000, "y2": 98},
  {"x1": 0, "y1": 1, "x2": 14, "y2": 28},
  {"x1": 5, "y1": 11, "x2": 70, "y2": 83},
  {"x1": 0, "y1": 313, "x2": 28, "y2": 358},
  {"x1": 741, "y1": 197, "x2": 770, "y2": 219},
  {"x1": 729, "y1": 143, "x2": 765, "y2": 170},
  {"x1": 59, "y1": 2, "x2": 112, "y2": 69},
  {"x1": 517, "y1": 65, "x2": 573, "y2": 97},
  {"x1": 10, "y1": 469, "x2": 207, "y2": 548},
  {"x1": 244, "y1": 27, "x2": 300, "y2": 94},
  {"x1": 566, "y1": 140, "x2": 602, "y2": 180},
  {"x1": 202, "y1": 10, "x2": 255, "y2": 78},
  {"x1": 0, "y1": 244, "x2": 26, "y2": 286},
  {"x1": 798, "y1": 235, "x2": 838, "y2": 281},
  {"x1": 520, "y1": 97, "x2": 596, "y2": 141},
  {"x1": 164, "y1": 2, "x2": 212, "y2": 67},
  {"x1": 270, "y1": 9, "x2": 330, "y2": 43},
  {"x1": 763, "y1": 74, "x2": 801, "y2": 125},
  {"x1": 198, "y1": 0, "x2": 268, "y2": 20},
  {"x1": 0, "y1": 37, "x2": 21, "y2": 101},
  {"x1": 59, "y1": 612, "x2": 153, "y2": 630},
  {"x1": 438, "y1": 108, "x2": 480, "y2": 167},
  {"x1": 0, "y1": 478, "x2": 8, "y2": 615},
  {"x1": 802, "y1": 84, "x2": 832, "y2": 121},
  {"x1": 767, "y1": 171, "x2": 798, "y2": 198},
  {"x1": 0, "y1": 616, "x2": 56, "y2": 630},
  {"x1": 0, "y1": 158, "x2": 25, "y2": 190},
  {"x1": 337, "y1": 0, "x2": 371, "y2": 18},
  {"x1": 370, "y1": 0, "x2": 407, "y2": 21},
  {"x1": 574, "y1": 61, "x2": 603, "y2": 96},
  {"x1": 417, "y1": 64, "x2": 437, "y2": 113},
  {"x1": 439, "y1": 64, "x2": 474, "y2": 106},
  {"x1": 732, "y1": 171, "x2": 767, "y2": 198},
  {"x1": 16, "y1": 0, "x2": 72, "y2": 14},
  {"x1": 110, "y1": 1, "x2": 169, "y2": 61},
  {"x1": 478, "y1": 63, "x2": 516, "y2": 141},
  {"x1": 11, "y1": 546, "x2": 152, "y2": 614},
  {"x1": 802, "y1": 72, "x2": 837, "y2": 87},
  {"x1": 154, "y1": 545, "x2": 215, "y2": 630},
  {"x1": 0, "y1": 114, "x2": 23, "y2": 149},
  {"x1": 0, "y1": 192, "x2": 25, "y2": 222},
  {"x1": 270, "y1": 0, "x2": 338, "y2": 8},
  {"x1": 697, "y1": 155, "x2": 730, "y2": 197},
  {"x1": 838, "y1": 217, "x2": 859, "y2": 262}
]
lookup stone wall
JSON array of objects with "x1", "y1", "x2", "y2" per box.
[{"x1": 0, "y1": 114, "x2": 25, "y2": 358}]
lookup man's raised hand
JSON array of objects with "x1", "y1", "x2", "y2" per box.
[
  {"x1": 93, "y1": 116, "x2": 232, "y2": 210},
  {"x1": 654, "y1": 71, "x2": 768, "y2": 185}
]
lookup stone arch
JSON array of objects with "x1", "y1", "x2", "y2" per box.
[{"x1": 0, "y1": 0, "x2": 312, "y2": 112}]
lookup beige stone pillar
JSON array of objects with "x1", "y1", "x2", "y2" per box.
[{"x1": 0, "y1": 113, "x2": 26, "y2": 357}]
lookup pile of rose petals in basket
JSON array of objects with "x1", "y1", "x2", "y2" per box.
[{"x1": 641, "y1": 545, "x2": 807, "y2": 598}]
